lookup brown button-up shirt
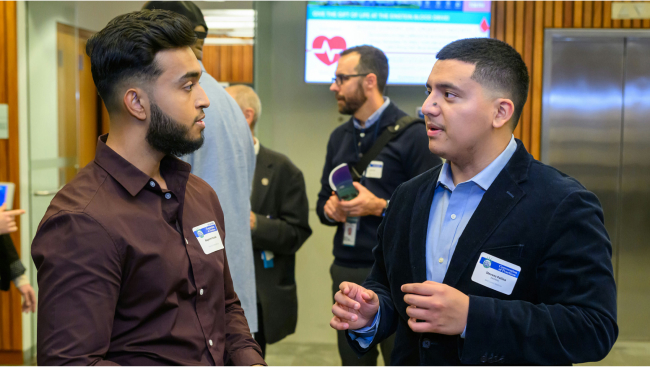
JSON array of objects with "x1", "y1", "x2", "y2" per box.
[{"x1": 32, "y1": 135, "x2": 265, "y2": 366}]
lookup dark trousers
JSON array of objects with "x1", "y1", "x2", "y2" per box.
[{"x1": 331, "y1": 263, "x2": 395, "y2": 366}]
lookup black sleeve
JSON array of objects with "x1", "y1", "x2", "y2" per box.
[
  {"x1": 0, "y1": 235, "x2": 24, "y2": 290},
  {"x1": 316, "y1": 133, "x2": 339, "y2": 227},
  {"x1": 252, "y1": 164, "x2": 312, "y2": 255}
]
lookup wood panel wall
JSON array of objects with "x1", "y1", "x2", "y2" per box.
[
  {"x1": 490, "y1": 1, "x2": 650, "y2": 160},
  {"x1": 202, "y1": 37, "x2": 254, "y2": 84},
  {"x1": 0, "y1": 1, "x2": 24, "y2": 365}
]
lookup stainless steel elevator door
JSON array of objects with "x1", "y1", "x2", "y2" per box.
[
  {"x1": 542, "y1": 35, "x2": 625, "y2": 277},
  {"x1": 543, "y1": 30, "x2": 650, "y2": 342},
  {"x1": 619, "y1": 37, "x2": 650, "y2": 341}
]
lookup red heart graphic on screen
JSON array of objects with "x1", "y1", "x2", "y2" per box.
[
  {"x1": 312, "y1": 36, "x2": 347, "y2": 66},
  {"x1": 480, "y1": 18, "x2": 490, "y2": 33}
]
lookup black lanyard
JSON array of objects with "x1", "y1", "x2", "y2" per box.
[{"x1": 352, "y1": 120, "x2": 381, "y2": 185}]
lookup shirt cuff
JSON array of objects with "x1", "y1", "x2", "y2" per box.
[
  {"x1": 461, "y1": 324, "x2": 467, "y2": 338},
  {"x1": 229, "y1": 347, "x2": 267, "y2": 366},
  {"x1": 12, "y1": 274, "x2": 29, "y2": 288},
  {"x1": 348, "y1": 307, "x2": 381, "y2": 349},
  {"x1": 323, "y1": 210, "x2": 337, "y2": 223}
]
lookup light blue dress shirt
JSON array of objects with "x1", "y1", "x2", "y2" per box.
[
  {"x1": 352, "y1": 97, "x2": 390, "y2": 130},
  {"x1": 350, "y1": 135, "x2": 517, "y2": 348},
  {"x1": 181, "y1": 61, "x2": 258, "y2": 333}
]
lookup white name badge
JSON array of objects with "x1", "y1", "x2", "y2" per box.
[
  {"x1": 471, "y1": 252, "x2": 521, "y2": 295},
  {"x1": 342, "y1": 221, "x2": 358, "y2": 246},
  {"x1": 192, "y1": 221, "x2": 224, "y2": 255},
  {"x1": 365, "y1": 161, "x2": 383, "y2": 179}
]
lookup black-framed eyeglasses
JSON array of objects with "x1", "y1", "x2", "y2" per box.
[
  {"x1": 195, "y1": 31, "x2": 208, "y2": 40},
  {"x1": 332, "y1": 73, "x2": 370, "y2": 86}
]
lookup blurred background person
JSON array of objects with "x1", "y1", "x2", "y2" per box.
[
  {"x1": 227, "y1": 84, "x2": 312, "y2": 357},
  {"x1": 0, "y1": 206, "x2": 35, "y2": 313},
  {"x1": 316, "y1": 45, "x2": 441, "y2": 366},
  {"x1": 143, "y1": 1, "x2": 259, "y2": 334}
]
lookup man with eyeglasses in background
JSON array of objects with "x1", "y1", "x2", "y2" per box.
[
  {"x1": 317, "y1": 45, "x2": 441, "y2": 366},
  {"x1": 143, "y1": 1, "x2": 259, "y2": 336}
]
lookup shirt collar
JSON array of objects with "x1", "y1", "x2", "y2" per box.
[
  {"x1": 437, "y1": 135, "x2": 517, "y2": 191},
  {"x1": 253, "y1": 137, "x2": 260, "y2": 156},
  {"x1": 93, "y1": 134, "x2": 191, "y2": 197},
  {"x1": 353, "y1": 97, "x2": 390, "y2": 130}
]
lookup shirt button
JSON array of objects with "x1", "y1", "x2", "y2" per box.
[
  {"x1": 358, "y1": 153, "x2": 363, "y2": 158},
  {"x1": 422, "y1": 338, "x2": 431, "y2": 348},
  {"x1": 439, "y1": 258, "x2": 444, "y2": 264},
  {"x1": 165, "y1": 193, "x2": 171, "y2": 199},
  {"x1": 358, "y1": 142, "x2": 362, "y2": 146},
  {"x1": 200, "y1": 289, "x2": 204, "y2": 296},
  {"x1": 360, "y1": 133, "x2": 365, "y2": 138},
  {"x1": 451, "y1": 214, "x2": 457, "y2": 220},
  {"x1": 185, "y1": 238, "x2": 188, "y2": 244},
  {"x1": 208, "y1": 339, "x2": 213, "y2": 346},
  {"x1": 149, "y1": 181, "x2": 155, "y2": 187}
]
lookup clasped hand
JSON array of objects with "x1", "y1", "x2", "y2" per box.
[
  {"x1": 402, "y1": 280, "x2": 469, "y2": 335},
  {"x1": 324, "y1": 182, "x2": 386, "y2": 222}
]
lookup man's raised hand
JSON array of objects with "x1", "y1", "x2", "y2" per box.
[
  {"x1": 0, "y1": 204, "x2": 25, "y2": 235},
  {"x1": 330, "y1": 281, "x2": 379, "y2": 331}
]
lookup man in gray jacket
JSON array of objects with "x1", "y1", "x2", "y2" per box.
[{"x1": 142, "y1": 1, "x2": 258, "y2": 333}]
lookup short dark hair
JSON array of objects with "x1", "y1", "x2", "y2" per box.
[
  {"x1": 340, "y1": 45, "x2": 389, "y2": 94},
  {"x1": 436, "y1": 38, "x2": 530, "y2": 129},
  {"x1": 86, "y1": 10, "x2": 197, "y2": 111},
  {"x1": 142, "y1": 1, "x2": 208, "y2": 32}
]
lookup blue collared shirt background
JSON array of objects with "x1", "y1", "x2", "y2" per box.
[
  {"x1": 352, "y1": 97, "x2": 390, "y2": 130},
  {"x1": 350, "y1": 135, "x2": 517, "y2": 348}
]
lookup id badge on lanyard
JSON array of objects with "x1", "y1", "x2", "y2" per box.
[{"x1": 343, "y1": 216, "x2": 359, "y2": 246}]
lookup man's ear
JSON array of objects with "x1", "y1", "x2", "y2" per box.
[
  {"x1": 364, "y1": 73, "x2": 378, "y2": 92},
  {"x1": 492, "y1": 98, "x2": 515, "y2": 130},
  {"x1": 123, "y1": 88, "x2": 148, "y2": 121},
  {"x1": 243, "y1": 107, "x2": 256, "y2": 127}
]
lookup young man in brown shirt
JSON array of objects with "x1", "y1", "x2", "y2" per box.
[{"x1": 31, "y1": 10, "x2": 265, "y2": 366}]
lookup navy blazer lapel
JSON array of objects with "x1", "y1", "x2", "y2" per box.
[
  {"x1": 409, "y1": 166, "x2": 441, "y2": 284},
  {"x1": 251, "y1": 146, "x2": 275, "y2": 211},
  {"x1": 443, "y1": 141, "x2": 531, "y2": 288}
]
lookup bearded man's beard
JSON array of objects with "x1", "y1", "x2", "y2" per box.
[
  {"x1": 337, "y1": 80, "x2": 367, "y2": 115},
  {"x1": 145, "y1": 102, "x2": 204, "y2": 157}
]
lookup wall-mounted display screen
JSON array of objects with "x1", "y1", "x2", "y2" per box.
[{"x1": 305, "y1": 1, "x2": 492, "y2": 85}]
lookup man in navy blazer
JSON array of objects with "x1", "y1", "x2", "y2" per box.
[{"x1": 329, "y1": 38, "x2": 618, "y2": 365}]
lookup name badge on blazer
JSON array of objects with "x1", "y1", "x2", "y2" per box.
[
  {"x1": 192, "y1": 221, "x2": 224, "y2": 255},
  {"x1": 365, "y1": 161, "x2": 383, "y2": 179},
  {"x1": 471, "y1": 252, "x2": 521, "y2": 295}
]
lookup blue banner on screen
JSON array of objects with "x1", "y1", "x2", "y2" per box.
[{"x1": 305, "y1": 1, "x2": 491, "y2": 85}]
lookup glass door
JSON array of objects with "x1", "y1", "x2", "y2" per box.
[{"x1": 25, "y1": 1, "x2": 102, "y2": 360}]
